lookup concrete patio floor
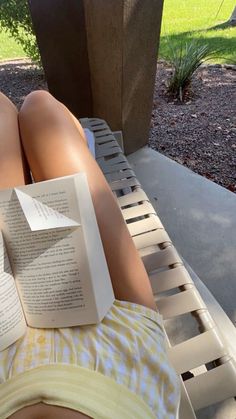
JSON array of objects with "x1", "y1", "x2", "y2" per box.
[{"x1": 128, "y1": 147, "x2": 236, "y2": 326}]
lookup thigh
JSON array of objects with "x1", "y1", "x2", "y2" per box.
[
  {"x1": 0, "y1": 92, "x2": 31, "y2": 189},
  {"x1": 18, "y1": 91, "x2": 156, "y2": 310},
  {"x1": 8, "y1": 403, "x2": 90, "y2": 419}
]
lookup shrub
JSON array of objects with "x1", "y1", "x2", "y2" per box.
[
  {"x1": 0, "y1": 0, "x2": 41, "y2": 64},
  {"x1": 164, "y1": 39, "x2": 218, "y2": 101}
]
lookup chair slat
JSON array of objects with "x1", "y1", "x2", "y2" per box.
[
  {"x1": 96, "y1": 139, "x2": 119, "y2": 150},
  {"x1": 98, "y1": 154, "x2": 127, "y2": 166},
  {"x1": 121, "y1": 201, "x2": 156, "y2": 220},
  {"x1": 185, "y1": 360, "x2": 236, "y2": 410},
  {"x1": 100, "y1": 162, "x2": 132, "y2": 174},
  {"x1": 127, "y1": 215, "x2": 164, "y2": 236},
  {"x1": 150, "y1": 265, "x2": 193, "y2": 294},
  {"x1": 95, "y1": 135, "x2": 115, "y2": 144},
  {"x1": 157, "y1": 288, "x2": 206, "y2": 319},
  {"x1": 96, "y1": 144, "x2": 121, "y2": 158},
  {"x1": 133, "y1": 230, "x2": 171, "y2": 250},
  {"x1": 117, "y1": 189, "x2": 149, "y2": 207},
  {"x1": 93, "y1": 128, "x2": 112, "y2": 136},
  {"x1": 109, "y1": 177, "x2": 140, "y2": 191},
  {"x1": 168, "y1": 328, "x2": 228, "y2": 374},
  {"x1": 142, "y1": 246, "x2": 182, "y2": 271},
  {"x1": 106, "y1": 169, "x2": 136, "y2": 183}
]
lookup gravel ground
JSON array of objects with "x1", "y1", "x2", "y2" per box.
[
  {"x1": 0, "y1": 59, "x2": 235, "y2": 192},
  {"x1": 0, "y1": 59, "x2": 45, "y2": 105},
  {"x1": 149, "y1": 62, "x2": 236, "y2": 192}
]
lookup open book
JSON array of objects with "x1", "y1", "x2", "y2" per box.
[{"x1": 0, "y1": 173, "x2": 114, "y2": 351}]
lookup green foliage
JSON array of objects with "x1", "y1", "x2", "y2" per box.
[
  {"x1": 0, "y1": 0, "x2": 40, "y2": 63},
  {"x1": 164, "y1": 40, "x2": 219, "y2": 101},
  {"x1": 0, "y1": 30, "x2": 26, "y2": 59}
]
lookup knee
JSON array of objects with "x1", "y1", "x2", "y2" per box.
[
  {"x1": 0, "y1": 91, "x2": 18, "y2": 115},
  {"x1": 19, "y1": 90, "x2": 55, "y2": 117}
]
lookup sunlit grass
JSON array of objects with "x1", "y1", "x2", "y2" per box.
[
  {"x1": 0, "y1": 29, "x2": 27, "y2": 60},
  {"x1": 0, "y1": 1, "x2": 235, "y2": 64},
  {"x1": 159, "y1": 0, "x2": 236, "y2": 63}
]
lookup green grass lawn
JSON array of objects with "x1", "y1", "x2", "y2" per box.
[
  {"x1": 159, "y1": 0, "x2": 236, "y2": 64},
  {"x1": 0, "y1": 1, "x2": 235, "y2": 63},
  {"x1": 0, "y1": 30, "x2": 26, "y2": 60}
]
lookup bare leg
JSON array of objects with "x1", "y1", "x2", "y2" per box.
[
  {"x1": 19, "y1": 91, "x2": 156, "y2": 310},
  {"x1": 0, "y1": 92, "x2": 31, "y2": 189}
]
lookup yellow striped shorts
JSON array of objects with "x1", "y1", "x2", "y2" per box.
[{"x1": 0, "y1": 300, "x2": 180, "y2": 418}]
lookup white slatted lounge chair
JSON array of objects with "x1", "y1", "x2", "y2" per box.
[{"x1": 80, "y1": 117, "x2": 236, "y2": 419}]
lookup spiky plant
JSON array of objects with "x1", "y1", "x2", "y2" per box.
[{"x1": 165, "y1": 40, "x2": 219, "y2": 101}]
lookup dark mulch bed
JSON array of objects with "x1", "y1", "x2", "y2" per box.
[{"x1": 0, "y1": 59, "x2": 235, "y2": 192}]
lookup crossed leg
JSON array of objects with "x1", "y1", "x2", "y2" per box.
[{"x1": 1, "y1": 90, "x2": 156, "y2": 310}]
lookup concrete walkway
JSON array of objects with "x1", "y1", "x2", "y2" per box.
[{"x1": 128, "y1": 147, "x2": 236, "y2": 326}]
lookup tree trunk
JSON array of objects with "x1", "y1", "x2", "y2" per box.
[{"x1": 229, "y1": 6, "x2": 236, "y2": 25}]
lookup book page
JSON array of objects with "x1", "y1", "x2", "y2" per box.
[
  {"x1": 74, "y1": 175, "x2": 114, "y2": 321},
  {"x1": 0, "y1": 175, "x2": 106, "y2": 328},
  {"x1": 0, "y1": 232, "x2": 26, "y2": 351}
]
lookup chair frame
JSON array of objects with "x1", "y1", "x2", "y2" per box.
[{"x1": 80, "y1": 117, "x2": 236, "y2": 418}]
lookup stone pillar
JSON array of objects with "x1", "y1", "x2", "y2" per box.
[{"x1": 29, "y1": 0, "x2": 163, "y2": 154}]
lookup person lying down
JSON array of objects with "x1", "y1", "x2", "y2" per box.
[{"x1": 0, "y1": 90, "x2": 180, "y2": 419}]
